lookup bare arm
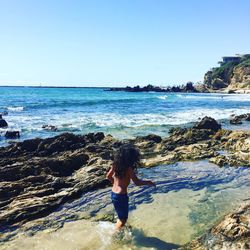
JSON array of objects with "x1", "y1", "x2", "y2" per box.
[
  {"x1": 129, "y1": 168, "x2": 156, "y2": 187},
  {"x1": 106, "y1": 166, "x2": 115, "y2": 184}
]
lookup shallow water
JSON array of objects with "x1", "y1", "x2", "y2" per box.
[
  {"x1": 1, "y1": 161, "x2": 249, "y2": 249},
  {"x1": 1, "y1": 87, "x2": 250, "y2": 146}
]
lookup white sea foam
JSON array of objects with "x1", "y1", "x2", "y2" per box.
[
  {"x1": 177, "y1": 93, "x2": 250, "y2": 102},
  {"x1": 157, "y1": 95, "x2": 168, "y2": 100},
  {"x1": 7, "y1": 106, "x2": 24, "y2": 111},
  {"x1": 6, "y1": 107, "x2": 250, "y2": 133}
]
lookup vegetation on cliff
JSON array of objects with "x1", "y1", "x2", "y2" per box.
[{"x1": 204, "y1": 54, "x2": 250, "y2": 91}]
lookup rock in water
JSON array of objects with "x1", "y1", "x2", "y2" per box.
[
  {"x1": 42, "y1": 125, "x2": 58, "y2": 131},
  {"x1": 230, "y1": 113, "x2": 250, "y2": 125},
  {"x1": 193, "y1": 116, "x2": 221, "y2": 131},
  {"x1": 5, "y1": 131, "x2": 20, "y2": 139},
  {"x1": 0, "y1": 117, "x2": 8, "y2": 128}
]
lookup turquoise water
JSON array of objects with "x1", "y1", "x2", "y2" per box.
[{"x1": 0, "y1": 87, "x2": 250, "y2": 146}]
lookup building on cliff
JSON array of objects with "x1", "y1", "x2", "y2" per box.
[
  {"x1": 218, "y1": 54, "x2": 250, "y2": 66},
  {"x1": 218, "y1": 56, "x2": 241, "y2": 66}
]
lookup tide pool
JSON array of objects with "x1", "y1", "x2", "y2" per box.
[{"x1": 1, "y1": 161, "x2": 249, "y2": 249}]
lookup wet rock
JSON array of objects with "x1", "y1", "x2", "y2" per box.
[
  {"x1": 45, "y1": 151, "x2": 89, "y2": 176},
  {"x1": 209, "y1": 154, "x2": 250, "y2": 167},
  {"x1": 93, "y1": 132, "x2": 105, "y2": 142},
  {"x1": 37, "y1": 133, "x2": 86, "y2": 155},
  {"x1": 19, "y1": 138, "x2": 43, "y2": 152},
  {"x1": 42, "y1": 125, "x2": 58, "y2": 131},
  {"x1": 230, "y1": 117, "x2": 242, "y2": 125},
  {"x1": 0, "y1": 132, "x2": 111, "y2": 226},
  {"x1": 230, "y1": 113, "x2": 250, "y2": 125},
  {"x1": 137, "y1": 134, "x2": 162, "y2": 143},
  {"x1": 93, "y1": 213, "x2": 115, "y2": 223},
  {"x1": 0, "y1": 116, "x2": 8, "y2": 128},
  {"x1": 181, "y1": 204, "x2": 250, "y2": 249},
  {"x1": 0, "y1": 117, "x2": 249, "y2": 227},
  {"x1": 5, "y1": 131, "x2": 20, "y2": 139},
  {"x1": 163, "y1": 128, "x2": 214, "y2": 151},
  {"x1": 193, "y1": 116, "x2": 221, "y2": 131}
]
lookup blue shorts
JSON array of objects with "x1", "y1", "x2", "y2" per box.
[{"x1": 111, "y1": 191, "x2": 129, "y2": 220}]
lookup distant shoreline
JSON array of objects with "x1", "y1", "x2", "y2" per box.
[
  {"x1": 0, "y1": 85, "x2": 108, "y2": 89},
  {"x1": 1, "y1": 85, "x2": 250, "y2": 94}
]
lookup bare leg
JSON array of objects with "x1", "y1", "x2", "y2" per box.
[{"x1": 115, "y1": 219, "x2": 127, "y2": 230}]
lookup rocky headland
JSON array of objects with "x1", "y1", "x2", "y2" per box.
[
  {"x1": 0, "y1": 116, "x2": 249, "y2": 248},
  {"x1": 203, "y1": 54, "x2": 250, "y2": 93},
  {"x1": 107, "y1": 54, "x2": 250, "y2": 94}
]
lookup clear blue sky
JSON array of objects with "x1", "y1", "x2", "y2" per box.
[{"x1": 0, "y1": 0, "x2": 250, "y2": 87}]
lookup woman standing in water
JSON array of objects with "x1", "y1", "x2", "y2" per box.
[{"x1": 106, "y1": 144, "x2": 156, "y2": 230}]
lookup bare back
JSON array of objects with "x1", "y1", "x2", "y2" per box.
[
  {"x1": 112, "y1": 169, "x2": 131, "y2": 194},
  {"x1": 106, "y1": 165, "x2": 154, "y2": 194}
]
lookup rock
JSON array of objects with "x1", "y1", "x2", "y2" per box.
[
  {"x1": 0, "y1": 132, "x2": 111, "y2": 226},
  {"x1": 246, "y1": 114, "x2": 250, "y2": 121},
  {"x1": 19, "y1": 138, "x2": 43, "y2": 152},
  {"x1": 0, "y1": 118, "x2": 8, "y2": 128},
  {"x1": 42, "y1": 125, "x2": 58, "y2": 131},
  {"x1": 181, "y1": 204, "x2": 250, "y2": 249},
  {"x1": 230, "y1": 117, "x2": 242, "y2": 125},
  {"x1": 211, "y1": 78, "x2": 228, "y2": 89},
  {"x1": 209, "y1": 154, "x2": 250, "y2": 167},
  {"x1": 136, "y1": 134, "x2": 162, "y2": 143},
  {"x1": 230, "y1": 113, "x2": 250, "y2": 124},
  {"x1": 228, "y1": 89, "x2": 236, "y2": 94},
  {"x1": 182, "y1": 82, "x2": 197, "y2": 92},
  {"x1": 165, "y1": 127, "x2": 214, "y2": 149},
  {"x1": 0, "y1": 111, "x2": 8, "y2": 116},
  {"x1": 94, "y1": 132, "x2": 105, "y2": 142},
  {"x1": 93, "y1": 213, "x2": 115, "y2": 223},
  {"x1": 5, "y1": 131, "x2": 20, "y2": 139},
  {"x1": 45, "y1": 151, "x2": 89, "y2": 176},
  {"x1": 0, "y1": 120, "x2": 249, "y2": 227},
  {"x1": 193, "y1": 116, "x2": 221, "y2": 131},
  {"x1": 107, "y1": 83, "x2": 200, "y2": 93}
]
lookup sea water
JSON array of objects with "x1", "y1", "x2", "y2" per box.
[
  {"x1": 0, "y1": 87, "x2": 250, "y2": 146},
  {"x1": 1, "y1": 161, "x2": 249, "y2": 249}
]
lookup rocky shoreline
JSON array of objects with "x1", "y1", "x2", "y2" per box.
[
  {"x1": 107, "y1": 82, "x2": 199, "y2": 93},
  {"x1": 181, "y1": 204, "x2": 250, "y2": 249},
  {"x1": 0, "y1": 116, "x2": 249, "y2": 248}
]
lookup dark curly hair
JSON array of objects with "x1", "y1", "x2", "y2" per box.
[{"x1": 113, "y1": 144, "x2": 140, "y2": 178}]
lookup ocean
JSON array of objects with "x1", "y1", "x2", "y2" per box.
[{"x1": 0, "y1": 86, "x2": 250, "y2": 146}]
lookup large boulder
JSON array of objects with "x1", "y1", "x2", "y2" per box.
[{"x1": 193, "y1": 116, "x2": 221, "y2": 131}]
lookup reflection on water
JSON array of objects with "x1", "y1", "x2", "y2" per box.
[{"x1": 0, "y1": 161, "x2": 249, "y2": 249}]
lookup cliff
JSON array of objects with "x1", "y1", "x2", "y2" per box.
[{"x1": 203, "y1": 54, "x2": 250, "y2": 92}]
